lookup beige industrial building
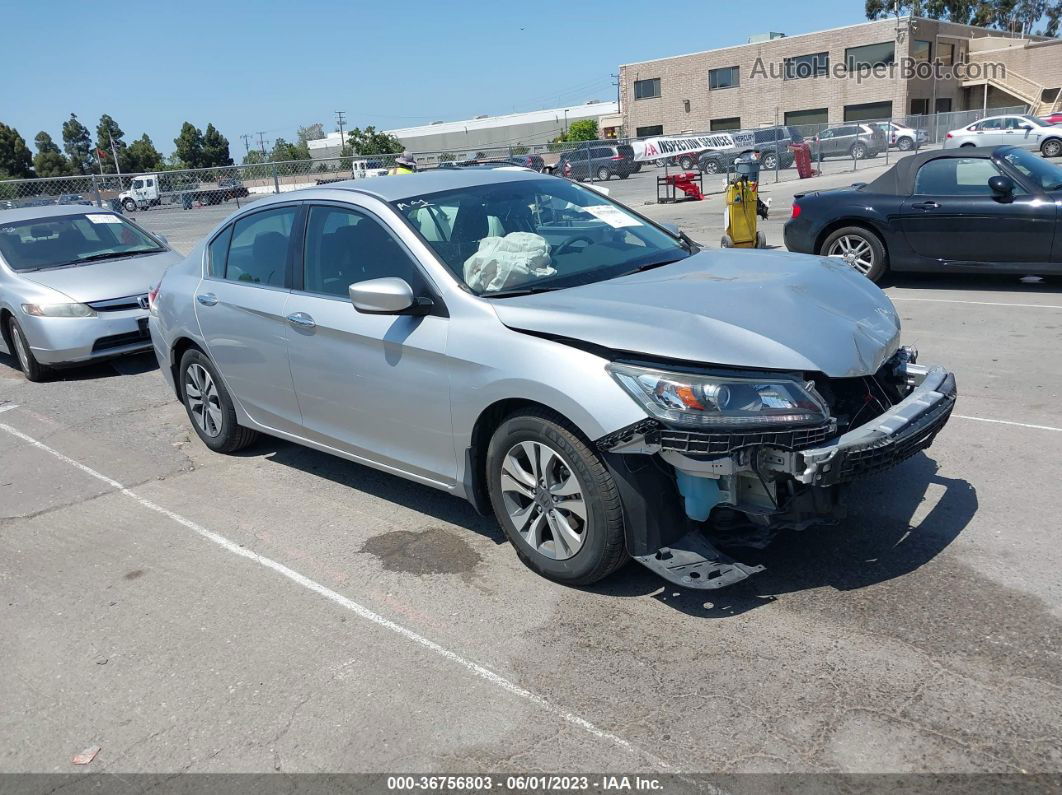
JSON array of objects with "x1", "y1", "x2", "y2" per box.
[{"x1": 620, "y1": 16, "x2": 1062, "y2": 136}]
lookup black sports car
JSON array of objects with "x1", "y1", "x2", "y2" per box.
[{"x1": 784, "y1": 146, "x2": 1062, "y2": 282}]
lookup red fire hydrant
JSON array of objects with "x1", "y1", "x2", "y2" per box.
[{"x1": 789, "y1": 142, "x2": 815, "y2": 179}]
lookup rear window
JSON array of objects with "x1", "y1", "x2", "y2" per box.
[{"x1": 0, "y1": 213, "x2": 164, "y2": 272}]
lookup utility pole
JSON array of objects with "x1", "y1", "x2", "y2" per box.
[
  {"x1": 335, "y1": 110, "x2": 347, "y2": 156},
  {"x1": 240, "y1": 134, "x2": 252, "y2": 158},
  {"x1": 256, "y1": 131, "x2": 267, "y2": 156}
]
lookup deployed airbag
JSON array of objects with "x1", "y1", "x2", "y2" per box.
[{"x1": 463, "y1": 232, "x2": 556, "y2": 293}]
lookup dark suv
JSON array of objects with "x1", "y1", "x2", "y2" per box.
[
  {"x1": 808, "y1": 124, "x2": 886, "y2": 160},
  {"x1": 693, "y1": 126, "x2": 802, "y2": 174},
  {"x1": 558, "y1": 144, "x2": 635, "y2": 181}
]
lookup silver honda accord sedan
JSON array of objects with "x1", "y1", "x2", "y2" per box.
[
  {"x1": 0, "y1": 205, "x2": 181, "y2": 380},
  {"x1": 150, "y1": 169, "x2": 956, "y2": 590}
]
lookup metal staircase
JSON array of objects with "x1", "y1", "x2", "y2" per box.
[{"x1": 963, "y1": 68, "x2": 1062, "y2": 115}]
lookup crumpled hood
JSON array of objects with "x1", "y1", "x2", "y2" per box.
[
  {"x1": 21, "y1": 250, "x2": 182, "y2": 304},
  {"x1": 491, "y1": 249, "x2": 901, "y2": 377}
]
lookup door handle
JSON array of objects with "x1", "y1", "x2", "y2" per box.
[
  {"x1": 286, "y1": 312, "x2": 316, "y2": 329},
  {"x1": 196, "y1": 292, "x2": 218, "y2": 306},
  {"x1": 911, "y1": 201, "x2": 940, "y2": 210}
]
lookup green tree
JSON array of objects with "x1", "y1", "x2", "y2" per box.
[
  {"x1": 511, "y1": 144, "x2": 529, "y2": 155},
  {"x1": 271, "y1": 137, "x2": 310, "y2": 161},
  {"x1": 174, "y1": 122, "x2": 205, "y2": 168},
  {"x1": 0, "y1": 123, "x2": 34, "y2": 178},
  {"x1": 242, "y1": 149, "x2": 266, "y2": 165},
  {"x1": 125, "y1": 134, "x2": 163, "y2": 172},
  {"x1": 32, "y1": 131, "x2": 72, "y2": 177},
  {"x1": 62, "y1": 113, "x2": 94, "y2": 174},
  {"x1": 297, "y1": 122, "x2": 325, "y2": 143},
  {"x1": 553, "y1": 119, "x2": 599, "y2": 143},
  {"x1": 201, "y1": 123, "x2": 233, "y2": 168},
  {"x1": 866, "y1": 0, "x2": 1062, "y2": 34},
  {"x1": 347, "y1": 126, "x2": 403, "y2": 155},
  {"x1": 95, "y1": 114, "x2": 126, "y2": 173}
]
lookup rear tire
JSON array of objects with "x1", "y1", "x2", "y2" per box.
[
  {"x1": 820, "y1": 226, "x2": 887, "y2": 282},
  {"x1": 897, "y1": 136, "x2": 914, "y2": 151},
  {"x1": 761, "y1": 152, "x2": 778, "y2": 170},
  {"x1": 486, "y1": 410, "x2": 627, "y2": 586},
  {"x1": 702, "y1": 159, "x2": 721, "y2": 174},
  {"x1": 7, "y1": 317, "x2": 48, "y2": 382},
  {"x1": 178, "y1": 349, "x2": 258, "y2": 453},
  {"x1": 1041, "y1": 138, "x2": 1062, "y2": 157}
]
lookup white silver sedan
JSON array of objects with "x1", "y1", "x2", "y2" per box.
[{"x1": 944, "y1": 113, "x2": 1062, "y2": 156}]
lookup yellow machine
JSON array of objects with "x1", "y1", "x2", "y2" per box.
[{"x1": 720, "y1": 152, "x2": 768, "y2": 249}]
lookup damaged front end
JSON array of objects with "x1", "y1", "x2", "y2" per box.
[{"x1": 596, "y1": 347, "x2": 957, "y2": 590}]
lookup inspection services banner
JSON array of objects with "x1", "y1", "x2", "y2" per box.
[{"x1": 632, "y1": 131, "x2": 755, "y2": 162}]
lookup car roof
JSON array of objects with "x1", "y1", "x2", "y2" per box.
[
  {"x1": 0, "y1": 204, "x2": 114, "y2": 224},
  {"x1": 864, "y1": 145, "x2": 1006, "y2": 194}
]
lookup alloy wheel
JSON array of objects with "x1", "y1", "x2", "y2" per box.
[
  {"x1": 11, "y1": 324, "x2": 30, "y2": 372},
  {"x1": 499, "y1": 440, "x2": 587, "y2": 561},
  {"x1": 184, "y1": 363, "x2": 224, "y2": 438},
  {"x1": 827, "y1": 235, "x2": 875, "y2": 275}
]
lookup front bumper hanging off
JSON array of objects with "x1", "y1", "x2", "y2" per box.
[{"x1": 599, "y1": 361, "x2": 957, "y2": 591}]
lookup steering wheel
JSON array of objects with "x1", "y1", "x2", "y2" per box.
[{"x1": 555, "y1": 235, "x2": 595, "y2": 256}]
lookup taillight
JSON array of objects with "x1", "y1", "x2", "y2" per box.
[
  {"x1": 946, "y1": 132, "x2": 953, "y2": 139},
  {"x1": 610, "y1": 155, "x2": 623, "y2": 160},
  {"x1": 147, "y1": 284, "x2": 160, "y2": 316},
  {"x1": 791, "y1": 203, "x2": 801, "y2": 220}
]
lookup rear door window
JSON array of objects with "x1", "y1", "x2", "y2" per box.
[{"x1": 222, "y1": 206, "x2": 297, "y2": 286}]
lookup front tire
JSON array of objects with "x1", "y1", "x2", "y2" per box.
[
  {"x1": 7, "y1": 317, "x2": 48, "y2": 382},
  {"x1": 596, "y1": 166, "x2": 610, "y2": 181},
  {"x1": 701, "y1": 159, "x2": 721, "y2": 174},
  {"x1": 897, "y1": 136, "x2": 914, "y2": 151},
  {"x1": 1041, "y1": 138, "x2": 1062, "y2": 157},
  {"x1": 179, "y1": 349, "x2": 258, "y2": 453},
  {"x1": 820, "y1": 226, "x2": 887, "y2": 282},
  {"x1": 486, "y1": 410, "x2": 626, "y2": 586},
  {"x1": 678, "y1": 155, "x2": 695, "y2": 170},
  {"x1": 122, "y1": 198, "x2": 137, "y2": 212},
  {"x1": 851, "y1": 143, "x2": 867, "y2": 160}
]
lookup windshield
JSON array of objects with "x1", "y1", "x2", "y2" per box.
[
  {"x1": 0, "y1": 213, "x2": 164, "y2": 272},
  {"x1": 393, "y1": 178, "x2": 689, "y2": 296},
  {"x1": 1003, "y1": 148, "x2": 1062, "y2": 190}
]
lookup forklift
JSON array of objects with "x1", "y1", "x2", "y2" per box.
[{"x1": 720, "y1": 150, "x2": 769, "y2": 249}]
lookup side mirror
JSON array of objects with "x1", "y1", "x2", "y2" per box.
[
  {"x1": 988, "y1": 175, "x2": 1015, "y2": 197},
  {"x1": 660, "y1": 222, "x2": 681, "y2": 237},
  {"x1": 155, "y1": 233, "x2": 168, "y2": 245},
  {"x1": 349, "y1": 277, "x2": 431, "y2": 315},
  {"x1": 1020, "y1": 124, "x2": 1033, "y2": 130}
]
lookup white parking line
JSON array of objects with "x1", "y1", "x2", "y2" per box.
[
  {"x1": 890, "y1": 297, "x2": 1062, "y2": 310},
  {"x1": 954, "y1": 414, "x2": 1062, "y2": 433},
  {"x1": 0, "y1": 404, "x2": 17, "y2": 414},
  {"x1": 0, "y1": 417, "x2": 670, "y2": 772}
]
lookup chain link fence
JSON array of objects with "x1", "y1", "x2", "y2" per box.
[{"x1": 0, "y1": 105, "x2": 1036, "y2": 216}]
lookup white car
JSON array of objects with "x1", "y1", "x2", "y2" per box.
[
  {"x1": 878, "y1": 122, "x2": 927, "y2": 151},
  {"x1": 944, "y1": 114, "x2": 1062, "y2": 157}
]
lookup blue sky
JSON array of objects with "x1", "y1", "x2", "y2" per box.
[{"x1": 2, "y1": 0, "x2": 865, "y2": 157}]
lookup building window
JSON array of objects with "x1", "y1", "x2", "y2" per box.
[
  {"x1": 634, "y1": 78, "x2": 661, "y2": 100},
  {"x1": 710, "y1": 117, "x2": 741, "y2": 131},
  {"x1": 635, "y1": 125, "x2": 663, "y2": 137},
  {"x1": 937, "y1": 42, "x2": 956, "y2": 66},
  {"x1": 708, "y1": 66, "x2": 739, "y2": 90},
  {"x1": 846, "y1": 41, "x2": 895, "y2": 71},
  {"x1": 911, "y1": 39, "x2": 932, "y2": 62},
  {"x1": 844, "y1": 101, "x2": 893, "y2": 122},
  {"x1": 784, "y1": 52, "x2": 829, "y2": 80},
  {"x1": 935, "y1": 97, "x2": 953, "y2": 114},
  {"x1": 910, "y1": 98, "x2": 930, "y2": 115},
  {"x1": 784, "y1": 108, "x2": 829, "y2": 126}
]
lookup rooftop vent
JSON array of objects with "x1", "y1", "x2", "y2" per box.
[{"x1": 748, "y1": 32, "x2": 786, "y2": 43}]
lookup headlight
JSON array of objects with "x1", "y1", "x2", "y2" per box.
[
  {"x1": 607, "y1": 363, "x2": 828, "y2": 427},
  {"x1": 21, "y1": 302, "x2": 97, "y2": 318}
]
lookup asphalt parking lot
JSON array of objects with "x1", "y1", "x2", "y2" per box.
[{"x1": 2, "y1": 153, "x2": 1061, "y2": 776}]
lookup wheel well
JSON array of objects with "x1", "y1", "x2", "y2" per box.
[
  {"x1": 814, "y1": 219, "x2": 889, "y2": 262},
  {"x1": 0, "y1": 309, "x2": 12, "y2": 353},
  {"x1": 465, "y1": 398, "x2": 579, "y2": 516},
  {"x1": 169, "y1": 337, "x2": 204, "y2": 399},
  {"x1": 960, "y1": 142, "x2": 976, "y2": 148}
]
